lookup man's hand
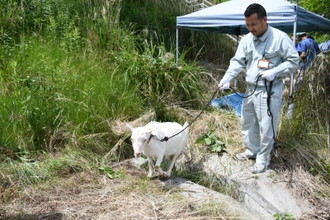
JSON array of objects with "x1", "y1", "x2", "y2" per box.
[
  {"x1": 218, "y1": 77, "x2": 230, "y2": 90},
  {"x1": 300, "y1": 52, "x2": 307, "y2": 60},
  {"x1": 261, "y1": 69, "x2": 276, "y2": 81}
]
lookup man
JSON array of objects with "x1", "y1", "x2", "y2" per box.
[
  {"x1": 218, "y1": 3, "x2": 299, "y2": 173},
  {"x1": 295, "y1": 32, "x2": 320, "y2": 91},
  {"x1": 296, "y1": 32, "x2": 320, "y2": 69}
]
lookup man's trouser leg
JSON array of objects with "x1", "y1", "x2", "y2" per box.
[
  {"x1": 241, "y1": 93, "x2": 260, "y2": 157},
  {"x1": 255, "y1": 85, "x2": 283, "y2": 168}
]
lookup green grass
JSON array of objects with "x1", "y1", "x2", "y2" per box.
[
  {"x1": 0, "y1": 33, "x2": 205, "y2": 154},
  {"x1": 0, "y1": 37, "x2": 141, "y2": 155},
  {"x1": 0, "y1": 1, "x2": 206, "y2": 187},
  {"x1": 0, "y1": 148, "x2": 97, "y2": 187}
]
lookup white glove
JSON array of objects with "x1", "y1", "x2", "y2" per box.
[
  {"x1": 219, "y1": 78, "x2": 230, "y2": 90},
  {"x1": 261, "y1": 69, "x2": 276, "y2": 81}
]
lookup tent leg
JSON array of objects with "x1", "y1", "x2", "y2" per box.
[
  {"x1": 233, "y1": 34, "x2": 239, "y2": 88},
  {"x1": 290, "y1": 6, "x2": 297, "y2": 101},
  {"x1": 176, "y1": 27, "x2": 179, "y2": 66},
  {"x1": 287, "y1": 5, "x2": 298, "y2": 119}
]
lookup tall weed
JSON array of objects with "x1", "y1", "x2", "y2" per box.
[
  {"x1": 0, "y1": 36, "x2": 145, "y2": 157},
  {"x1": 113, "y1": 31, "x2": 205, "y2": 120},
  {"x1": 280, "y1": 54, "x2": 330, "y2": 183},
  {"x1": 120, "y1": 0, "x2": 235, "y2": 64},
  {"x1": 0, "y1": 30, "x2": 204, "y2": 159},
  {"x1": 0, "y1": 0, "x2": 205, "y2": 189},
  {"x1": 289, "y1": 54, "x2": 329, "y2": 136}
]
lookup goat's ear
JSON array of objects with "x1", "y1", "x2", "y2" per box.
[
  {"x1": 151, "y1": 129, "x2": 160, "y2": 138},
  {"x1": 147, "y1": 123, "x2": 159, "y2": 138},
  {"x1": 125, "y1": 123, "x2": 134, "y2": 132}
]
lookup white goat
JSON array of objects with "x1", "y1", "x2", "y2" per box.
[{"x1": 126, "y1": 121, "x2": 189, "y2": 178}]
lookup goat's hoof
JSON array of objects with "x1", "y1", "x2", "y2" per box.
[{"x1": 159, "y1": 173, "x2": 170, "y2": 180}]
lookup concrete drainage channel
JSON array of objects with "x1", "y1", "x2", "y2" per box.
[
  {"x1": 160, "y1": 153, "x2": 314, "y2": 220},
  {"x1": 31, "y1": 154, "x2": 314, "y2": 220}
]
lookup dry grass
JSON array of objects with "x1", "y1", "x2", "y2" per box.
[
  {"x1": 188, "y1": 110, "x2": 243, "y2": 159},
  {"x1": 0, "y1": 160, "x2": 239, "y2": 220},
  {"x1": 272, "y1": 165, "x2": 330, "y2": 219}
]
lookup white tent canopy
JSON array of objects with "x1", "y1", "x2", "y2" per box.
[{"x1": 176, "y1": 0, "x2": 330, "y2": 35}]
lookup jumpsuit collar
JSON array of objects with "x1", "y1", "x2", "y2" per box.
[{"x1": 253, "y1": 25, "x2": 270, "y2": 42}]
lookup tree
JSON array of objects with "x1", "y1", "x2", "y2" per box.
[{"x1": 297, "y1": 0, "x2": 330, "y2": 18}]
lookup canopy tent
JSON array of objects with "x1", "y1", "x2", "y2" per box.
[
  {"x1": 176, "y1": 0, "x2": 330, "y2": 61},
  {"x1": 176, "y1": 0, "x2": 330, "y2": 36},
  {"x1": 175, "y1": 0, "x2": 330, "y2": 103}
]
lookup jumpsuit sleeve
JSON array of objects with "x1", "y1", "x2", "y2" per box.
[
  {"x1": 272, "y1": 36, "x2": 299, "y2": 78},
  {"x1": 222, "y1": 38, "x2": 247, "y2": 82}
]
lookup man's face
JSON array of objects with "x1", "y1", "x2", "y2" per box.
[{"x1": 245, "y1": 13, "x2": 268, "y2": 37}]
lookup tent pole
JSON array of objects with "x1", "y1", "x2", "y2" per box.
[
  {"x1": 287, "y1": 4, "x2": 298, "y2": 118},
  {"x1": 233, "y1": 29, "x2": 240, "y2": 88},
  {"x1": 290, "y1": 5, "x2": 297, "y2": 99},
  {"x1": 176, "y1": 27, "x2": 179, "y2": 66},
  {"x1": 233, "y1": 33, "x2": 239, "y2": 88}
]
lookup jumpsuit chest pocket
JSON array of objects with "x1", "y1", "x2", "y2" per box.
[
  {"x1": 264, "y1": 51, "x2": 278, "y2": 60},
  {"x1": 263, "y1": 51, "x2": 279, "y2": 68}
]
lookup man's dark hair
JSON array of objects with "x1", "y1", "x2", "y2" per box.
[{"x1": 244, "y1": 3, "x2": 267, "y2": 19}]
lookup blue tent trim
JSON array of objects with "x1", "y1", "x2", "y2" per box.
[{"x1": 210, "y1": 93, "x2": 244, "y2": 116}]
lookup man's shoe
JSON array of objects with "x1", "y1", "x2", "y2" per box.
[
  {"x1": 236, "y1": 152, "x2": 255, "y2": 161},
  {"x1": 252, "y1": 164, "x2": 267, "y2": 174}
]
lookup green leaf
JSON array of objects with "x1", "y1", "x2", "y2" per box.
[
  {"x1": 195, "y1": 131, "x2": 227, "y2": 153},
  {"x1": 195, "y1": 135, "x2": 207, "y2": 144},
  {"x1": 205, "y1": 137, "x2": 213, "y2": 145},
  {"x1": 211, "y1": 145, "x2": 221, "y2": 152},
  {"x1": 99, "y1": 166, "x2": 122, "y2": 179}
]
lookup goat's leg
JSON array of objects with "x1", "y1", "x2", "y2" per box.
[
  {"x1": 165, "y1": 154, "x2": 180, "y2": 177},
  {"x1": 154, "y1": 156, "x2": 165, "y2": 176},
  {"x1": 147, "y1": 157, "x2": 155, "y2": 178}
]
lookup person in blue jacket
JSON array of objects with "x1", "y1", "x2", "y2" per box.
[
  {"x1": 296, "y1": 32, "x2": 320, "y2": 70},
  {"x1": 295, "y1": 32, "x2": 320, "y2": 91}
]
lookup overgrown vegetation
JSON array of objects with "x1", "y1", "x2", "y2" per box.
[
  {"x1": 0, "y1": 0, "x2": 206, "y2": 187},
  {"x1": 0, "y1": 0, "x2": 329, "y2": 218},
  {"x1": 279, "y1": 54, "x2": 330, "y2": 184},
  {"x1": 0, "y1": 0, "x2": 236, "y2": 179},
  {"x1": 120, "y1": 0, "x2": 236, "y2": 63}
]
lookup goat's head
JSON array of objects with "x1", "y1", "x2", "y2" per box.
[{"x1": 126, "y1": 123, "x2": 153, "y2": 158}]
